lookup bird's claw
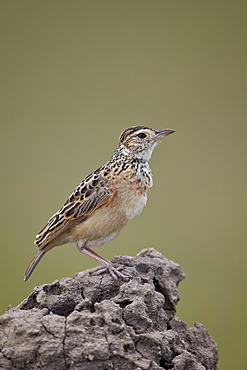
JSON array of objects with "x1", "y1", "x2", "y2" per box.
[{"x1": 92, "y1": 264, "x2": 131, "y2": 280}]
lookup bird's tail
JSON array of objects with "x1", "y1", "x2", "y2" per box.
[{"x1": 24, "y1": 249, "x2": 46, "y2": 281}]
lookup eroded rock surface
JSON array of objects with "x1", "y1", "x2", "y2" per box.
[{"x1": 0, "y1": 248, "x2": 218, "y2": 369}]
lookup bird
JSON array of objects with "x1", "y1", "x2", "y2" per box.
[{"x1": 24, "y1": 126, "x2": 175, "y2": 281}]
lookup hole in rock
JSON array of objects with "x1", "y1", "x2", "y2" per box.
[{"x1": 119, "y1": 300, "x2": 133, "y2": 308}]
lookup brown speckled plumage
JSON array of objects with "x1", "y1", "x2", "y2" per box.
[{"x1": 24, "y1": 126, "x2": 174, "y2": 281}]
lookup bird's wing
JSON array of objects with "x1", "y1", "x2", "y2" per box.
[{"x1": 35, "y1": 169, "x2": 113, "y2": 249}]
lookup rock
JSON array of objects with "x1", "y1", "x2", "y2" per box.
[{"x1": 0, "y1": 248, "x2": 219, "y2": 369}]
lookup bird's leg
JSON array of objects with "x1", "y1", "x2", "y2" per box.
[{"x1": 78, "y1": 246, "x2": 130, "y2": 280}]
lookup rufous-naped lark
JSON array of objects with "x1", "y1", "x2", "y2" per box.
[{"x1": 24, "y1": 126, "x2": 174, "y2": 281}]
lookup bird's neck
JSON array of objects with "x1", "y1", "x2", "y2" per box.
[
  {"x1": 109, "y1": 147, "x2": 148, "y2": 166},
  {"x1": 108, "y1": 148, "x2": 153, "y2": 188}
]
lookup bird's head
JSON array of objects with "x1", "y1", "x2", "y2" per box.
[{"x1": 118, "y1": 126, "x2": 175, "y2": 161}]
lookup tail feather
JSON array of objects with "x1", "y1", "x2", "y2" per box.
[{"x1": 24, "y1": 249, "x2": 46, "y2": 281}]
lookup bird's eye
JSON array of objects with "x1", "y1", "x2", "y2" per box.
[{"x1": 137, "y1": 133, "x2": 146, "y2": 139}]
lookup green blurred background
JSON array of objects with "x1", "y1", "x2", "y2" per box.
[{"x1": 1, "y1": 1, "x2": 246, "y2": 368}]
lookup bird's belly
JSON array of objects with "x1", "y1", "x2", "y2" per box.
[
  {"x1": 70, "y1": 202, "x2": 128, "y2": 245},
  {"x1": 69, "y1": 191, "x2": 147, "y2": 247},
  {"x1": 121, "y1": 191, "x2": 147, "y2": 220},
  {"x1": 82, "y1": 230, "x2": 120, "y2": 249}
]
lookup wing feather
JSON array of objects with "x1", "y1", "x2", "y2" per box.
[{"x1": 35, "y1": 171, "x2": 112, "y2": 248}]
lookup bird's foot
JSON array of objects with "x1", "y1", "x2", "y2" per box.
[
  {"x1": 79, "y1": 246, "x2": 131, "y2": 280},
  {"x1": 92, "y1": 263, "x2": 131, "y2": 280}
]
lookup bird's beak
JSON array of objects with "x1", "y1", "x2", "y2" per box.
[{"x1": 152, "y1": 129, "x2": 175, "y2": 142}]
